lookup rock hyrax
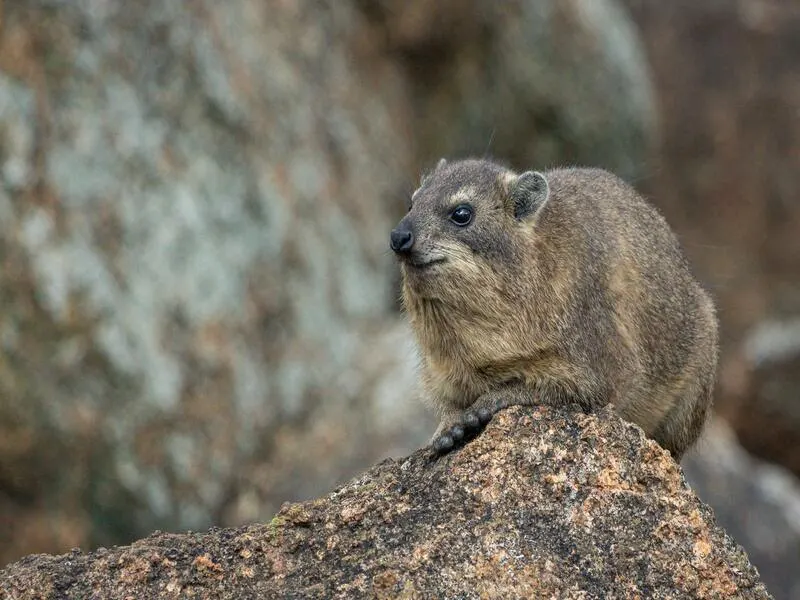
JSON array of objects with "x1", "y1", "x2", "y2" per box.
[{"x1": 390, "y1": 157, "x2": 718, "y2": 460}]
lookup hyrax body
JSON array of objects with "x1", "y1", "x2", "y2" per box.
[{"x1": 390, "y1": 158, "x2": 718, "y2": 460}]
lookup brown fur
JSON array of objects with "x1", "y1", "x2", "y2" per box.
[{"x1": 393, "y1": 158, "x2": 718, "y2": 460}]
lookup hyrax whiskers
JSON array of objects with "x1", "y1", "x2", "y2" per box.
[{"x1": 390, "y1": 157, "x2": 718, "y2": 460}]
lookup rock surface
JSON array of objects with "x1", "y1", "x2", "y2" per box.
[
  {"x1": 683, "y1": 418, "x2": 800, "y2": 600},
  {"x1": 0, "y1": 0, "x2": 656, "y2": 564},
  {"x1": 0, "y1": 406, "x2": 773, "y2": 599}
]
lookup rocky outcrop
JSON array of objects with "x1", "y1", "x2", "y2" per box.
[
  {"x1": 0, "y1": 406, "x2": 772, "y2": 599},
  {"x1": 0, "y1": 0, "x2": 656, "y2": 564},
  {"x1": 683, "y1": 418, "x2": 800, "y2": 600}
]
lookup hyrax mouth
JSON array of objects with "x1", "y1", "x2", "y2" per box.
[
  {"x1": 411, "y1": 258, "x2": 445, "y2": 269},
  {"x1": 404, "y1": 256, "x2": 446, "y2": 270}
]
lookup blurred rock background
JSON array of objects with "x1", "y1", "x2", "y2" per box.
[{"x1": 0, "y1": 0, "x2": 797, "y2": 596}]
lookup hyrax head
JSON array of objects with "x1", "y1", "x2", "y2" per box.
[{"x1": 390, "y1": 158, "x2": 550, "y2": 292}]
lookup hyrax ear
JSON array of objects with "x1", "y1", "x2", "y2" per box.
[
  {"x1": 509, "y1": 170, "x2": 549, "y2": 220},
  {"x1": 419, "y1": 157, "x2": 448, "y2": 186}
]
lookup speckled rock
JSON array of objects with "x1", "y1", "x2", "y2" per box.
[
  {"x1": 683, "y1": 417, "x2": 800, "y2": 600},
  {"x1": 0, "y1": 406, "x2": 772, "y2": 599}
]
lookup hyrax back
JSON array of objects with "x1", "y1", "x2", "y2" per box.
[{"x1": 389, "y1": 157, "x2": 718, "y2": 460}]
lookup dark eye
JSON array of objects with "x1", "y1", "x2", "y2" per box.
[{"x1": 449, "y1": 204, "x2": 473, "y2": 226}]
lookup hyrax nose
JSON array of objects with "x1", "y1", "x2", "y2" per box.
[{"x1": 390, "y1": 227, "x2": 414, "y2": 254}]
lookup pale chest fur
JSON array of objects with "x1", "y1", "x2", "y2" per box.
[
  {"x1": 405, "y1": 297, "x2": 485, "y2": 411},
  {"x1": 419, "y1": 353, "x2": 490, "y2": 412},
  {"x1": 408, "y1": 297, "x2": 536, "y2": 412}
]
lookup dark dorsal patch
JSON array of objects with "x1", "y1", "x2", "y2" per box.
[{"x1": 509, "y1": 171, "x2": 550, "y2": 220}]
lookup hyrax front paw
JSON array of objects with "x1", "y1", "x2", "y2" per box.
[{"x1": 431, "y1": 407, "x2": 494, "y2": 455}]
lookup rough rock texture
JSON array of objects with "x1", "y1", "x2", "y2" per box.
[
  {"x1": 0, "y1": 0, "x2": 656, "y2": 564},
  {"x1": 621, "y1": 0, "x2": 800, "y2": 473},
  {"x1": 683, "y1": 418, "x2": 800, "y2": 600},
  {"x1": 0, "y1": 406, "x2": 772, "y2": 599}
]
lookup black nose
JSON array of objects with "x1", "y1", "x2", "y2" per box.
[{"x1": 390, "y1": 227, "x2": 414, "y2": 253}]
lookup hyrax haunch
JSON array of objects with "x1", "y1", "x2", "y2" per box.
[{"x1": 390, "y1": 157, "x2": 718, "y2": 461}]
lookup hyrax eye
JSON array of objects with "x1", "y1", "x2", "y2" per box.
[{"x1": 449, "y1": 204, "x2": 474, "y2": 227}]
